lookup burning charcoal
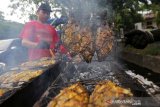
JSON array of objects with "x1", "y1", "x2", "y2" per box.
[{"x1": 79, "y1": 72, "x2": 90, "y2": 79}]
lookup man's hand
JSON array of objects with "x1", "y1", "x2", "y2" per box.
[
  {"x1": 124, "y1": 30, "x2": 154, "y2": 49},
  {"x1": 36, "y1": 41, "x2": 50, "y2": 49}
]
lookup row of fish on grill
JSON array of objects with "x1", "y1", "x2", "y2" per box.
[
  {"x1": 0, "y1": 58, "x2": 56, "y2": 97},
  {"x1": 61, "y1": 17, "x2": 114, "y2": 63},
  {"x1": 47, "y1": 80, "x2": 133, "y2": 107}
]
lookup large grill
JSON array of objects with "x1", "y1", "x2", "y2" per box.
[
  {"x1": 33, "y1": 60, "x2": 158, "y2": 107},
  {"x1": 0, "y1": 60, "x2": 61, "y2": 107},
  {"x1": 0, "y1": 57, "x2": 160, "y2": 107}
]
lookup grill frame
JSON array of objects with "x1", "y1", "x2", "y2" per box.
[
  {"x1": 34, "y1": 61, "x2": 153, "y2": 107},
  {"x1": 0, "y1": 61, "x2": 62, "y2": 107}
]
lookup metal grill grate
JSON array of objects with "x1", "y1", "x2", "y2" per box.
[{"x1": 34, "y1": 60, "x2": 149, "y2": 107}]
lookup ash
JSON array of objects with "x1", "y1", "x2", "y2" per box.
[{"x1": 60, "y1": 57, "x2": 121, "y2": 92}]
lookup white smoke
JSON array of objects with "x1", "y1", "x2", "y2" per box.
[{"x1": 54, "y1": 0, "x2": 114, "y2": 23}]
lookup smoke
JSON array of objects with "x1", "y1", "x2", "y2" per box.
[
  {"x1": 0, "y1": 38, "x2": 28, "y2": 72},
  {"x1": 54, "y1": 0, "x2": 114, "y2": 24}
]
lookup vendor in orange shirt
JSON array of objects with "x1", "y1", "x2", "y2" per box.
[{"x1": 20, "y1": 3, "x2": 67, "y2": 61}]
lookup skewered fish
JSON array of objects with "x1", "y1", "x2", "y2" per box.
[
  {"x1": 62, "y1": 16, "x2": 114, "y2": 63},
  {"x1": 47, "y1": 82, "x2": 89, "y2": 107},
  {"x1": 62, "y1": 19, "x2": 81, "y2": 55},
  {"x1": 62, "y1": 19, "x2": 94, "y2": 63},
  {"x1": 96, "y1": 25, "x2": 114, "y2": 61},
  {"x1": 89, "y1": 80, "x2": 133, "y2": 107},
  {"x1": 79, "y1": 26, "x2": 94, "y2": 63}
]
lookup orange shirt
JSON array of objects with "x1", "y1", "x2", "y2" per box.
[{"x1": 20, "y1": 20, "x2": 66, "y2": 60}]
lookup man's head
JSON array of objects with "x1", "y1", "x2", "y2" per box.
[{"x1": 37, "y1": 3, "x2": 52, "y2": 23}]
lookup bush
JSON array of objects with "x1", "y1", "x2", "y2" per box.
[{"x1": 124, "y1": 42, "x2": 160, "y2": 56}]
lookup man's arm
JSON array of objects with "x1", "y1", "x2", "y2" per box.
[
  {"x1": 20, "y1": 22, "x2": 37, "y2": 48},
  {"x1": 21, "y1": 39, "x2": 38, "y2": 48},
  {"x1": 20, "y1": 22, "x2": 50, "y2": 49}
]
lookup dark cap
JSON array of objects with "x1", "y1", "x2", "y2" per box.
[{"x1": 38, "y1": 3, "x2": 52, "y2": 12}]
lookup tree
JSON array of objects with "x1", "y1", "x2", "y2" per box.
[
  {"x1": 0, "y1": 21, "x2": 23, "y2": 39},
  {"x1": 8, "y1": 0, "x2": 54, "y2": 21},
  {"x1": 110, "y1": 0, "x2": 144, "y2": 31},
  {"x1": 0, "y1": 11, "x2": 4, "y2": 20},
  {"x1": 7, "y1": 0, "x2": 155, "y2": 31},
  {"x1": 150, "y1": 0, "x2": 160, "y2": 4},
  {"x1": 142, "y1": 0, "x2": 160, "y2": 28}
]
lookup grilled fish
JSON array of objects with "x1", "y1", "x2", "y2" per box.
[
  {"x1": 63, "y1": 20, "x2": 81, "y2": 55},
  {"x1": 79, "y1": 26, "x2": 94, "y2": 63},
  {"x1": 96, "y1": 25, "x2": 114, "y2": 61},
  {"x1": 0, "y1": 89, "x2": 6, "y2": 97},
  {"x1": 47, "y1": 82, "x2": 89, "y2": 107},
  {"x1": 89, "y1": 80, "x2": 133, "y2": 107},
  {"x1": 1, "y1": 70, "x2": 43, "y2": 85},
  {"x1": 63, "y1": 19, "x2": 94, "y2": 63},
  {"x1": 20, "y1": 57, "x2": 55, "y2": 68}
]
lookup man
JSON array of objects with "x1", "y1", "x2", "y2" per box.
[
  {"x1": 47, "y1": 15, "x2": 67, "y2": 27},
  {"x1": 47, "y1": 16, "x2": 68, "y2": 38},
  {"x1": 20, "y1": 3, "x2": 66, "y2": 61},
  {"x1": 124, "y1": 29, "x2": 160, "y2": 49}
]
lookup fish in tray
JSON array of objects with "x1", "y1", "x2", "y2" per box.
[
  {"x1": 88, "y1": 80, "x2": 133, "y2": 107},
  {"x1": 0, "y1": 71, "x2": 17, "y2": 82},
  {"x1": 20, "y1": 57, "x2": 56, "y2": 68},
  {"x1": 0, "y1": 70, "x2": 43, "y2": 89},
  {"x1": 47, "y1": 82, "x2": 89, "y2": 107}
]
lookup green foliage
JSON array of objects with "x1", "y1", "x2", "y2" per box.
[
  {"x1": 112, "y1": 0, "x2": 144, "y2": 31},
  {"x1": 8, "y1": 0, "x2": 50, "y2": 20},
  {"x1": 0, "y1": 11, "x2": 4, "y2": 20},
  {"x1": 124, "y1": 42, "x2": 160, "y2": 56},
  {"x1": 156, "y1": 11, "x2": 160, "y2": 27},
  {"x1": 6, "y1": 0, "x2": 158, "y2": 32},
  {"x1": 0, "y1": 20, "x2": 23, "y2": 39},
  {"x1": 150, "y1": 0, "x2": 160, "y2": 4},
  {"x1": 29, "y1": 14, "x2": 37, "y2": 20}
]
